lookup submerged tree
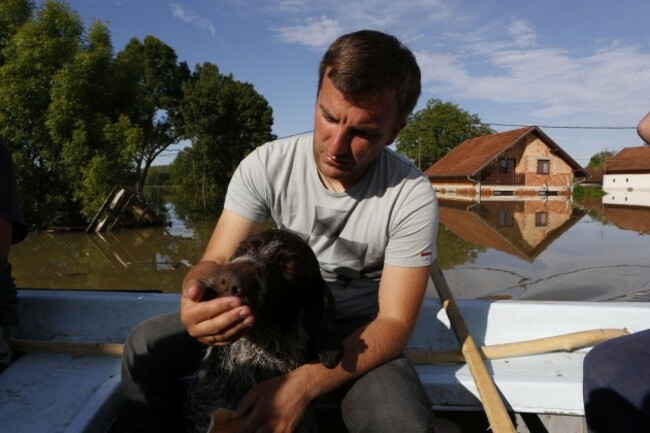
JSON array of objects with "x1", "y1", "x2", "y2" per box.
[
  {"x1": 1, "y1": 0, "x2": 272, "y2": 227},
  {"x1": 0, "y1": 0, "x2": 34, "y2": 65},
  {"x1": 115, "y1": 36, "x2": 191, "y2": 200},
  {"x1": 173, "y1": 62, "x2": 275, "y2": 215},
  {"x1": 0, "y1": 0, "x2": 85, "y2": 226},
  {"x1": 396, "y1": 99, "x2": 494, "y2": 171},
  {"x1": 46, "y1": 21, "x2": 142, "y2": 220}
]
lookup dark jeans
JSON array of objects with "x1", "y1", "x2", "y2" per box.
[
  {"x1": 118, "y1": 311, "x2": 435, "y2": 433},
  {"x1": 583, "y1": 329, "x2": 650, "y2": 433}
]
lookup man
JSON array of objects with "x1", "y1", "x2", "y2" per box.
[
  {"x1": 121, "y1": 29, "x2": 438, "y2": 433},
  {"x1": 582, "y1": 112, "x2": 650, "y2": 433},
  {"x1": 0, "y1": 140, "x2": 28, "y2": 371}
]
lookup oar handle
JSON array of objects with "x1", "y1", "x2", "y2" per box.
[{"x1": 430, "y1": 261, "x2": 516, "y2": 433}]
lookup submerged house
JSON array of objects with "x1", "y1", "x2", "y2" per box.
[
  {"x1": 602, "y1": 145, "x2": 650, "y2": 193},
  {"x1": 424, "y1": 126, "x2": 589, "y2": 201}
]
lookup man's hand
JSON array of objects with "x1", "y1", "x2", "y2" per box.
[
  {"x1": 180, "y1": 261, "x2": 255, "y2": 346},
  {"x1": 232, "y1": 372, "x2": 313, "y2": 433}
]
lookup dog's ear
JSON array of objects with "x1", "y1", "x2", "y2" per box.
[{"x1": 305, "y1": 279, "x2": 343, "y2": 369}]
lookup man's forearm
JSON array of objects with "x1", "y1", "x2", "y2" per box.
[{"x1": 291, "y1": 315, "x2": 413, "y2": 400}]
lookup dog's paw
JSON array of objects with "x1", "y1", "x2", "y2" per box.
[{"x1": 318, "y1": 347, "x2": 343, "y2": 368}]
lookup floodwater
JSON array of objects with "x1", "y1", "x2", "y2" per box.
[{"x1": 10, "y1": 196, "x2": 650, "y2": 302}]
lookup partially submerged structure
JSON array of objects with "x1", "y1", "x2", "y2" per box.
[
  {"x1": 86, "y1": 186, "x2": 162, "y2": 233},
  {"x1": 425, "y1": 127, "x2": 588, "y2": 201}
]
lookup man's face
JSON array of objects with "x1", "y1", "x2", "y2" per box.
[{"x1": 313, "y1": 72, "x2": 404, "y2": 190}]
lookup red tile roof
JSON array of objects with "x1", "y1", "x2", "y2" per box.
[
  {"x1": 424, "y1": 126, "x2": 588, "y2": 178},
  {"x1": 605, "y1": 146, "x2": 650, "y2": 172}
]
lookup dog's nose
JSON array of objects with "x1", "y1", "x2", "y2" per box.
[{"x1": 217, "y1": 270, "x2": 244, "y2": 297}]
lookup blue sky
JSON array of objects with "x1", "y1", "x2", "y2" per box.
[{"x1": 51, "y1": 0, "x2": 650, "y2": 166}]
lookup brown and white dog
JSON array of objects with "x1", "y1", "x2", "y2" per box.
[{"x1": 188, "y1": 229, "x2": 343, "y2": 433}]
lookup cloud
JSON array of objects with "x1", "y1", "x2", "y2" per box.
[
  {"x1": 274, "y1": 15, "x2": 342, "y2": 47},
  {"x1": 170, "y1": 3, "x2": 216, "y2": 37},
  {"x1": 507, "y1": 18, "x2": 536, "y2": 47},
  {"x1": 270, "y1": 0, "x2": 451, "y2": 47},
  {"x1": 262, "y1": 0, "x2": 650, "y2": 133},
  {"x1": 418, "y1": 37, "x2": 650, "y2": 125}
]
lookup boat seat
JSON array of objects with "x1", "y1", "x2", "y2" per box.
[
  {"x1": 407, "y1": 298, "x2": 650, "y2": 416},
  {"x1": 0, "y1": 290, "x2": 179, "y2": 433},
  {"x1": 0, "y1": 351, "x2": 122, "y2": 433}
]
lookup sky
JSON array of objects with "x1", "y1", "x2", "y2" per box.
[{"x1": 48, "y1": 0, "x2": 650, "y2": 167}]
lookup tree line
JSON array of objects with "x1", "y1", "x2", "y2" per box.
[
  {"x1": 0, "y1": 0, "x2": 275, "y2": 228},
  {"x1": 3, "y1": 1, "x2": 607, "y2": 230}
]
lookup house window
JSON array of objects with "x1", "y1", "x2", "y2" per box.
[
  {"x1": 498, "y1": 211, "x2": 514, "y2": 227},
  {"x1": 537, "y1": 159, "x2": 550, "y2": 174},
  {"x1": 535, "y1": 212, "x2": 548, "y2": 227},
  {"x1": 499, "y1": 158, "x2": 516, "y2": 173}
]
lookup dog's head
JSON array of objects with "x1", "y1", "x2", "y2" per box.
[{"x1": 207, "y1": 229, "x2": 343, "y2": 368}]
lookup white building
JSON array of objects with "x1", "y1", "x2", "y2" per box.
[{"x1": 602, "y1": 146, "x2": 650, "y2": 194}]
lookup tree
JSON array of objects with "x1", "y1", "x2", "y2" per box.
[
  {"x1": 0, "y1": 0, "x2": 33, "y2": 65},
  {"x1": 587, "y1": 150, "x2": 617, "y2": 169},
  {"x1": 396, "y1": 99, "x2": 494, "y2": 170},
  {"x1": 174, "y1": 62, "x2": 275, "y2": 214},
  {"x1": 0, "y1": 0, "x2": 85, "y2": 226},
  {"x1": 115, "y1": 36, "x2": 190, "y2": 199},
  {"x1": 46, "y1": 21, "x2": 142, "y2": 219}
]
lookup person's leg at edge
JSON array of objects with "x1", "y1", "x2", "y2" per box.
[
  {"x1": 583, "y1": 329, "x2": 650, "y2": 433},
  {"x1": 334, "y1": 355, "x2": 435, "y2": 433},
  {"x1": 116, "y1": 311, "x2": 206, "y2": 433}
]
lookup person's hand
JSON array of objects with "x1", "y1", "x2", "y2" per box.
[
  {"x1": 232, "y1": 373, "x2": 313, "y2": 433},
  {"x1": 180, "y1": 260, "x2": 255, "y2": 346}
]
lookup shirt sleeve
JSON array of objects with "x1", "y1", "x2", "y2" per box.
[
  {"x1": 223, "y1": 146, "x2": 271, "y2": 224},
  {"x1": 384, "y1": 176, "x2": 438, "y2": 268}
]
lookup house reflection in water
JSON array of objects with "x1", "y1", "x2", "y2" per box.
[
  {"x1": 598, "y1": 191, "x2": 650, "y2": 235},
  {"x1": 438, "y1": 198, "x2": 587, "y2": 262}
]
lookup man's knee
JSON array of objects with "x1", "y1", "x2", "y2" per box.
[{"x1": 340, "y1": 357, "x2": 434, "y2": 432}]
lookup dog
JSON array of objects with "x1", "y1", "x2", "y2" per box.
[{"x1": 188, "y1": 229, "x2": 343, "y2": 433}]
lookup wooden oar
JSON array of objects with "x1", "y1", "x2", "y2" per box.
[
  {"x1": 10, "y1": 338, "x2": 124, "y2": 357},
  {"x1": 12, "y1": 327, "x2": 627, "y2": 363},
  {"x1": 429, "y1": 260, "x2": 516, "y2": 433},
  {"x1": 406, "y1": 327, "x2": 628, "y2": 364}
]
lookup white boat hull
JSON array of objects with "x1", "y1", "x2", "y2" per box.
[{"x1": 2, "y1": 289, "x2": 649, "y2": 432}]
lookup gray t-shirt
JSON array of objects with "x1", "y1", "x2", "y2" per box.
[{"x1": 224, "y1": 133, "x2": 438, "y2": 319}]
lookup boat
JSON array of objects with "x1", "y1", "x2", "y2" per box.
[{"x1": 2, "y1": 288, "x2": 649, "y2": 433}]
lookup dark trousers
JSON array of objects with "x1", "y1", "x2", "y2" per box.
[
  {"x1": 118, "y1": 311, "x2": 435, "y2": 433},
  {"x1": 583, "y1": 329, "x2": 650, "y2": 433}
]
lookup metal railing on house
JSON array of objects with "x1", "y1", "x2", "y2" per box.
[{"x1": 481, "y1": 172, "x2": 526, "y2": 185}]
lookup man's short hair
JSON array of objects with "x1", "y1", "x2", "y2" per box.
[{"x1": 318, "y1": 29, "x2": 421, "y2": 122}]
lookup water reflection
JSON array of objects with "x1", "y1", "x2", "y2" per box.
[
  {"x1": 10, "y1": 195, "x2": 650, "y2": 302},
  {"x1": 598, "y1": 191, "x2": 650, "y2": 235},
  {"x1": 12, "y1": 206, "x2": 216, "y2": 293},
  {"x1": 431, "y1": 196, "x2": 650, "y2": 302},
  {"x1": 438, "y1": 198, "x2": 585, "y2": 262}
]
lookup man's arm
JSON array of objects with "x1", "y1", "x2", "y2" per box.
[
  {"x1": 180, "y1": 209, "x2": 263, "y2": 346},
  {"x1": 234, "y1": 263, "x2": 430, "y2": 433}
]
